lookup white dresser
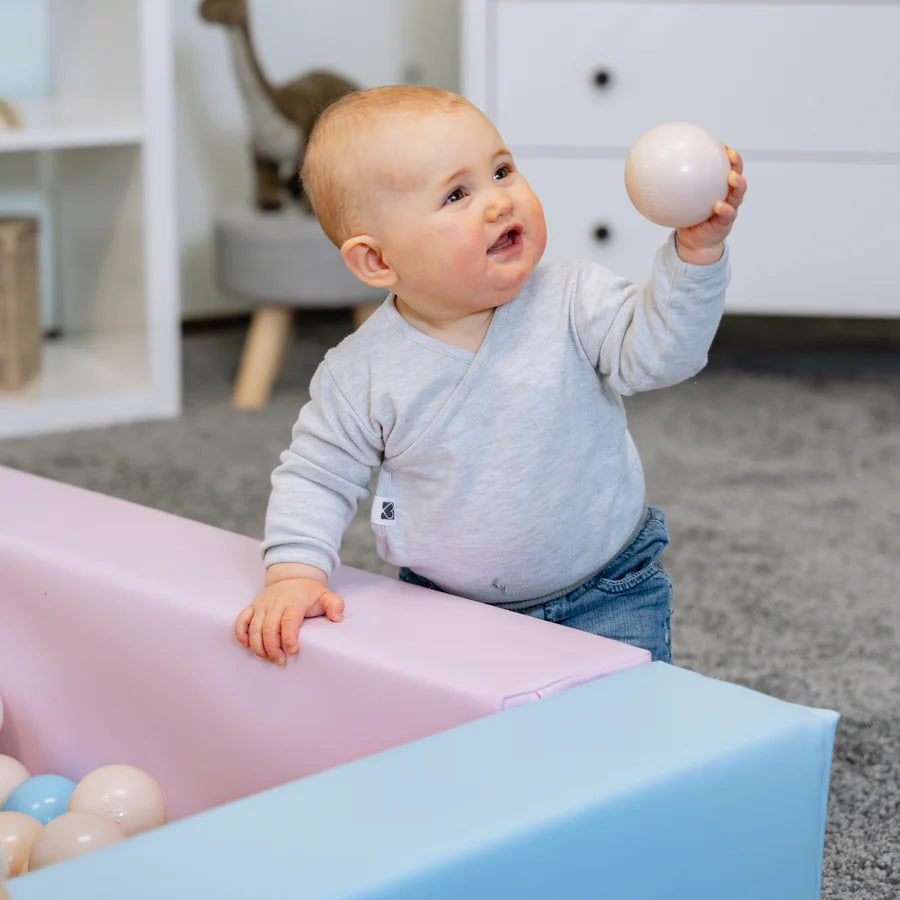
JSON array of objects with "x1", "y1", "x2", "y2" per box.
[{"x1": 462, "y1": 0, "x2": 900, "y2": 317}]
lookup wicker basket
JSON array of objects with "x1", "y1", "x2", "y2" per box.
[{"x1": 0, "y1": 217, "x2": 41, "y2": 390}]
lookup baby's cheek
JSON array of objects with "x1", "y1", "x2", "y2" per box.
[
  {"x1": 529, "y1": 207, "x2": 548, "y2": 259},
  {"x1": 523, "y1": 191, "x2": 547, "y2": 243},
  {"x1": 448, "y1": 229, "x2": 484, "y2": 269}
]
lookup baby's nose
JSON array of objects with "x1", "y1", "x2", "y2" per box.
[{"x1": 486, "y1": 187, "x2": 513, "y2": 220}]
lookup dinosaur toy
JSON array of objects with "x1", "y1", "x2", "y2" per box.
[
  {"x1": 199, "y1": 0, "x2": 357, "y2": 211},
  {"x1": 0, "y1": 98, "x2": 22, "y2": 131}
]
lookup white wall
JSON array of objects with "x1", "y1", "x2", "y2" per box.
[{"x1": 175, "y1": 0, "x2": 460, "y2": 319}]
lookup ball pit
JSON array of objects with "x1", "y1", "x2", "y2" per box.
[
  {"x1": 0, "y1": 739, "x2": 168, "y2": 880},
  {"x1": 0, "y1": 466, "x2": 838, "y2": 899}
]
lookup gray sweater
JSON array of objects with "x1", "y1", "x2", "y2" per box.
[{"x1": 263, "y1": 235, "x2": 729, "y2": 604}]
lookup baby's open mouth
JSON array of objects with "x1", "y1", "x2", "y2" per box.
[{"x1": 488, "y1": 228, "x2": 520, "y2": 254}]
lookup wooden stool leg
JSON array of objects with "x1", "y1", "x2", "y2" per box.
[
  {"x1": 232, "y1": 305, "x2": 293, "y2": 409},
  {"x1": 353, "y1": 303, "x2": 381, "y2": 329}
]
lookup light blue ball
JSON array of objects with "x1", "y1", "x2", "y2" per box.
[{"x1": 1, "y1": 773, "x2": 77, "y2": 824}]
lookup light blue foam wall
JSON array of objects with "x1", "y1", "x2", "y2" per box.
[{"x1": 8, "y1": 663, "x2": 838, "y2": 900}]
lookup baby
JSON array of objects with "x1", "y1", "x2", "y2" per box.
[{"x1": 235, "y1": 86, "x2": 746, "y2": 666}]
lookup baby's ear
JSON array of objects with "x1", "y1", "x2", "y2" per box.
[{"x1": 341, "y1": 236, "x2": 397, "y2": 289}]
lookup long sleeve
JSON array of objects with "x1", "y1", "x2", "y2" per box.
[
  {"x1": 261, "y1": 359, "x2": 384, "y2": 575},
  {"x1": 573, "y1": 234, "x2": 730, "y2": 396}
]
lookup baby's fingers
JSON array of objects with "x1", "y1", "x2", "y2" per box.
[
  {"x1": 281, "y1": 604, "x2": 304, "y2": 658},
  {"x1": 234, "y1": 606, "x2": 253, "y2": 648},
  {"x1": 261, "y1": 611, "x2": 288, "y2": 666},
  {"x1": 726, "y1": 168, "x2": 747, "y2": 211},
  {"x1": 725, "y1": 145, "x2": 743, "y2": 175},
  {"x1": 246, "y1": 607, "x2": 283, "y2": 664},
  {"x1": 320, "y1": 589, "x2": 345, "y2": 623},
  {"x1": 282, "y1": 590, "x2": 343, "y2": 658},
  {"x1": 246, "y1": 608, "x2": 267, "y2": 660},
  {"x1": 712, "y1": 199, "x2": 738, "y2": 226}
]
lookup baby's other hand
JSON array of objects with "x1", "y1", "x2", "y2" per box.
[
  {"x1": 234, "y1": 576, "x2": 344, "y2": 665},
  {"x1": 676, "y1": 147, "x2": 747, "y2": 263}
]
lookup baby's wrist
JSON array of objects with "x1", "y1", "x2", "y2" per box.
[
  {"x1": 674, "y1": 234, "x2": 724, "y2": 266},
  {"x1": 265, "y1": 562, "x2": 328, "y2": 587}
]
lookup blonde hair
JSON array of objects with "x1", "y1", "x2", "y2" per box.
[{"x1": 301, "y1": 85, "x2": 473, "y2": 246}]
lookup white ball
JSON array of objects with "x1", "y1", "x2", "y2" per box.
[
  {"x1": 625, "y1": 122, "x2": 731, "y2": 228},
  {"x1": 28, "y1": 812, "x2": 124, "y2": 871},
  {"x1": 0, "y1": 811, "x2": 42, "y2": 878},
  {"x1": 0, "y1": 756, "x2": 30, "y2": 809},
  {"x1": 68, "y1": 764, "x2": 167, "y2": 836}
]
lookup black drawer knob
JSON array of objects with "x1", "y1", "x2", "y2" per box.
[
  {"x1": 592, "y1": 69, "x2": 613, "y2": 88},
  {"x1": 593, "y1": 225, "x2": 612, "y2": 242}
]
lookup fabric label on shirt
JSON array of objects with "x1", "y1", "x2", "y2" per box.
[{"x1": 372, "y1": 496, "x2": 397, "y2": 526}]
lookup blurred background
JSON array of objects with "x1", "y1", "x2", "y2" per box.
[
  {"x1": 172, "y1": 0, "x2": 460, "y2": 320},
  {"x1": 0, "y1": 0, "x2": 896, "y2": 437}
]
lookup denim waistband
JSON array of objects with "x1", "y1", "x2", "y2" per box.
[{"x1": 494, "y1": 505, "x2": 651, "y2": 613}]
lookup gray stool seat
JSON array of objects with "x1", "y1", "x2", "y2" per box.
[{"x1": 214, "y1": 205, "x2": 382, "y2": 408}]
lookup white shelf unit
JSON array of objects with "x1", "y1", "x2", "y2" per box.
[
  {"x1": 0, "y1": 0, "x2": 179, "y2": 439},
  {"x1": 462, "y1": 0, "x2": 900, "y2": 318}
]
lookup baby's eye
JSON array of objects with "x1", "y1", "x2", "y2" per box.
[
  {"x1": 445, "y1": 187, "x2": 467, "y2": 204},
  {"x1": 494, "y1": 164, "x2": 513, "y2": 181}
]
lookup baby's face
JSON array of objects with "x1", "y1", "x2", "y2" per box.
[{"x1": 363, "y1": 105, "x2": 547, "y2": 319}]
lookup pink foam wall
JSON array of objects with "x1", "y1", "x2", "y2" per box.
[{"x1": 0, "y1": 466, "x2": 648, "y2": 820}]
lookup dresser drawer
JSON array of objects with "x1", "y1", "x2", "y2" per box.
[
  {"x1": 521, "y1": 155, "x2": 900, "y2": 315},
  {"x1": 490, "y1": 2, "x2": 900, "y2": 154}
]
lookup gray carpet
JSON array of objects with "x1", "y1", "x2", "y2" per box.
[{"x1": 1, "y1": 311, "x2": 898, "y2": 898}]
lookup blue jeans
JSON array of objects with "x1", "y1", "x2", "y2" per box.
[{"x1": 399, "y1": 507, "x2": 673, "y2": 663}]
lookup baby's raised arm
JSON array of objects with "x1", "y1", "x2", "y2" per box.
[{"x1": 235, "y1": 562, "x2": 344, "y2": 665}]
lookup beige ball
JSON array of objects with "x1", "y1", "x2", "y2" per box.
[
  {"x1": 28, "y1": 812, "x2": 124, "y2": 871},
  {"x1": 0, "y1": 756, "x2": 30, "y2": 809},
  {"x1": 0, "y1": 811, "x2": 42, "y2": 878},
  {"x1": 68, "y1": 764, "x2": 167, "y2": 836},
  {"x1": 625, "y1": 122, "x2": 731, "y2": 228}
]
